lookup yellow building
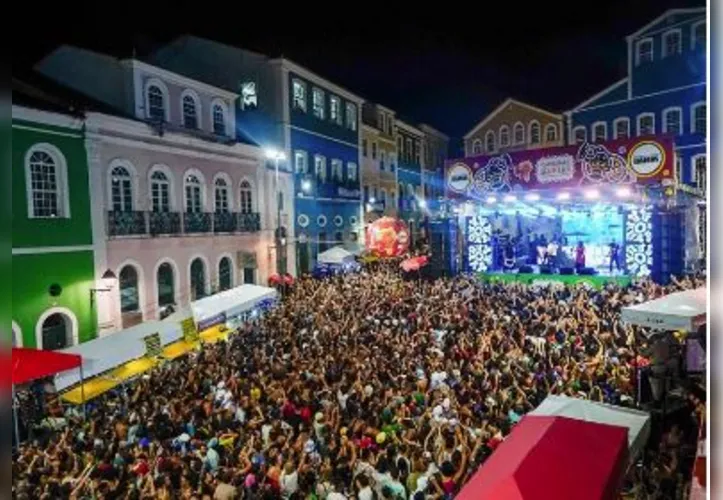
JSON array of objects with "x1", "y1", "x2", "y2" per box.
[{"x1": 361, "y1": 103, "x2": 398, "y2": 224}]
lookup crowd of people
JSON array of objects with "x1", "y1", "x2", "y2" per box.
[{"x1": 12, "y1": 263, "x2": 705, "y2": 499}]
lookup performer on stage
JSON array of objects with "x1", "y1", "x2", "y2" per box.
[
  {"x1": 546, "y1": 238, "x2": 559, "y2": 269},
  {"x1": 608, "y1": 240, "x2": 622, "y2": 273},
  {"x1": 575, "y1": 241, "x2": 586, "y2": 273}
]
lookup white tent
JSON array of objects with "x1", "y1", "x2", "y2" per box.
[
  {"x1": 55, "y1": 320, "x2": 183, "y2": 391},
  {"x1": 191, "y1": 284, "x2": 277, "y2": 327},
  {"x1": 317, "y1": 246, "x2": 356, "y2": 265},
  {"x1": 621, "y1": 287, "x2": 706, "y2": 334},
  {"x1": 529, "y1": 395, "x2": 651, "y2": 461}
]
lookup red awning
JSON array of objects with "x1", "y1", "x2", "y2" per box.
[
  {"x1": 458, "y1": 415, "x2": 628, "y2": 500},
  {"x1": 12, "y1": 347, "x2": 82, "y2": 386}
]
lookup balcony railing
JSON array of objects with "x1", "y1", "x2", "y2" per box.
[{"x1": 108, "y1": 211, "x2": 260, "y2": 237}]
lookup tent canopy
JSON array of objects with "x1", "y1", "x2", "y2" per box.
[
  {"x1": 191, "y1": 284, "x2": 277, "y2": 326},
  {"x1": 12, "y1": 347, "x2": 82, "y2": 385},
  {"x1": 458, "y1": 415, "x2": 628, "y2": 500},
  {"x1": 55, "y1": 320, "x2": 182, "y2": 391},
  {"x1": 529, "y1": 395, "x2": 651, "y2": 461},
  {"x1": 621, "y1": 287, "x2": 706, "y2": 333},
  {"x1": 317, "y1": 246, "x2": 356, "y2": 265}
]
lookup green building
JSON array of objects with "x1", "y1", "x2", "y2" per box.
[{"x1": 12, "y1": 78, "x2": 98, "y2": 349}]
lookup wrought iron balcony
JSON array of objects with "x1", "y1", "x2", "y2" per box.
[
  {"x1": 238, "y1": 212, "x2": 261, "y2": 232},
  {"x1": 184, "y1": 212, "x2": 212, "y2": 234},
  {"x1": 149, "y1": 211, "x2": 182, "y2": 235},
  {"x1": 214, "y1": 211, "x2": 237, "y2": 233},
  {"x1": 108, "y1": 211, "x2": 146, "y2": 236}
]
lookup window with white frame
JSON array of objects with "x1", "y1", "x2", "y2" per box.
[
  {"x1": 513, "y1": 123, "x2": 525, "y2": 144},
  {"x1": 372, "y1": 142, "x2": 378, "y2": 160},
  {"x1": 389, "y1": 153, "x2": 396, "y2": 171},
  {"x1": 292, "y1": 79, "x2": 306, "y2": 111},
  {"x1": 485, "y1": 131, "x2": 496, "y2": 152},
  {"x1": 314, "y1": 155, "x2": 327, "y2": 182},
  {"x1": 214, "y1": 177, "x2": 230, "y2": 213},
  {"x1": 150, "y1": 170, "x2": 171, "y2": 213},
  {"x1": 693, "y1": 155, "x2": 706, "y2": 192},
  {"x1": 592, "y1": 122, "x2": 607, "y2": 143},
  {"x1": 573, "y1": 126, "x2": 586, "y2": 144},
  {"x1": 529, "y1": 122, "x2": 541, "y2": 145},
  {"x1": 185, "y1": 174, "x2": 203, "y2": 213},
  {"x1": 692, "y1": 21, "x2": 706, "y2": 50},
  {"x1": 147, "y1": 84, "x2": 166, "y2": 121},
  {"x1": 26, "y1": 145, "x2": 67, "y2": 218},
  {"x1": 663, "y1": 108, "x2": 682, "y2": 135},
  {"x1": 637, "y1": 113, "x2": 655, "y2": 136},
  {"x1": 362, "y1": 139, "x2": 368, "y2": 157},
  {"x1": 347, "y1": 162, "x2": 358, "y2": 181},
  {"x1": 692, "y1": 102, "x2": 706, "y2": 134},
  {"x1": 346, "y1": 103, "x2": 357, "y2": 131},
  {"x1": 379, "y1": 113, "x2": 385, "y2": 131},
  {"x1": 331, "y1": 159, "x2": 343, "y2": 181},
  {"x1": 545, "y1": 124, "x2": 558, "y2": 143},
  {"x1": 295, "y1": 150, "x2": 308, "y2": 174},
  {"x1": 330, "y1": 95, "x2": 342, "y2": 125},
  {"x1": 662, "y1": 30, "x2": 682, "y2": 57},
  {"x1": 182, "y1": 93, "x2": 199, "y2": 129},
  {"x1": 111, "y1": 165, "x2": 133, "y2": 212},
  {"x1": 212, "y1": 102, "x2": 226, "y2": 135},
  {"x1": 312, "y1": 87, "x2": 325, "y2": 119},
  {"x1": 613, "y1": 118, "x2": 630, "y2": 139},
  {"x1": 636, "y1": 38, "x2": 654, "y2": 65},
  {"x1": 676, "y1": 156, "x2": 683, "y2": 184},
  {"x1": 380, "y1": 151, "x2": 386, "y2": 170},
  {"x1": 471, "y1": 139, "x2": 482, "y2": 155},
  {"x1": 239, "y1": 180, "x2": 253, "y2": 214},
  {"x1": 499, "y1": 125, "x2": 510, "y2": 147}
]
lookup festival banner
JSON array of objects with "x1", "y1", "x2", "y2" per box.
[
  {"x1": 445, "y1": 136, "x2": 675, "y2": 200},
  {"x1": 143, "y1": 333, "x2": 162, "y2": 357},
  {"x1": 181, "y1": 317, "x2": 199, "y2": 343},
  {"x1": 366, "y1": 216, "x2": 410, "y2": 257}
]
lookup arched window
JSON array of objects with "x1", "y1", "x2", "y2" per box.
[
  {"x1": 692, "y1": 21, "x2": 706, "y2": 50},
  {"x1": 545, "y1": 124, "x2": 558, "y2": 143},
  {"x1": 592, "y1": 122, "x2": 607, "y2": 142},
  {"x1": 573, "y1": 126, "x2": 587, "y2": 144},
  {"x1": 147, "y1": 84, "x2": 166, "y2": 121},
  {"x1": 214, "y1": 177, "x2": 230, "y2": 213},
  {"x1": 150, "y1": 169, "x2": 171, "y2": 212},
  {"x1": 185, "y1": 174, "x2": 203, "y2": 213},
  {"x1": 182, "y1": 92, "x2": 199, "y2": 129},
  {"x1": 110, "y1": 165, "x2": 133, "y2": 212},
  {"x1": 471, "y1": 139, "x2": 482, "y2": 155},
  {"x1": 41, "y1": 313, "x2": 71, "y2": 350},
  {"x1": 218, "y1": 257, "x2": 232, "y2": 291},
  {"x1": 190, "y1": 258, "x2": 206, "y2": 300},
  {"x1": 499, "y1": 125, "x2": 510, "y2": 147},
  {"x1": 119, "y1": 265, "x2": 140, "y2": 312},
  {"x1": 157, "y1": 262, "x2": 175, "y2": 307},
  {"x1": 614, "y1": 118, "x2": 630, "y2": 139},
  {"x1": 26, "y1": 144, "x2": 68, "y2": 218},
  {"x1": 663, "y1": 107, "x2": 682, "y2": 135},
  {"x1": 513, "y1": 122, "x2": 525, "y2": 144},
  {"x1": 529, "y1": 121, "x2": 541, "y2": 144},
  {"x1": 212, "y1": 101, "x2": 227, "y2": 136},
  {"x1": 239, "y1": 180, "x2": 253, "y2": 214},
  {"x1": 485, "y1": 131, "x2": 496, "y2": 153}
]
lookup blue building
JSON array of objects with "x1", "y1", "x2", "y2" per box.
[
  {"x1": 568, "y1": 7, "x2": 706, "y2": 191},
  {"x1": 395, "y1": 119, "x2": 426, "y2": 245},
  {"x1": 150, "y1": 36, "x2": 364, "y2": 275}
]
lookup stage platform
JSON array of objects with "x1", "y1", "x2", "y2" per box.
[{"x1": 479, "y1": 271, "x2": 632, "y2": 289}]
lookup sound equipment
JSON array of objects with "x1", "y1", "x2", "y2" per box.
[
  {"x1": 578, "y1": 267, "x2": 597, "y2": 275},
  {"x1": 518, "y1": 264, "x2": 533, "y2": 274},
  {"x1": 651, "y1": 208, "x2": 684, "y2": 284},
  {"x1": 428, "y1": 219, "x2": 457, "y2": 278},
  {"x1": 539, "y1": 265, "x2": 554, "y2": 275},
  {"x1": 559, "y1": 266, "x2": 574, "y2": 275}
]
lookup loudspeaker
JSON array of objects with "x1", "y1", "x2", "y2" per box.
[
  {"x1": 652, "y1": 208, "x2": 684, "y2": 284},
  {"x1": 579, "y1": 267, "x2": 597, "y2": 275},
  {"x1": 518, "y1": 264, "x2": 533, "y2": 274},
  {"x1": 429, "y1": 219, "x2": 456, "y2": 277},
  {"x1": 559, "y1": 267, "x2": 574, "y2": 275},
  {"x1": 539, "y1": 265, "x2": 554, "y2": 275}
]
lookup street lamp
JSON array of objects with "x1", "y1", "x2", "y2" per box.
[{"x1": 265, "y1": 148, "x2": 287, "y2": 276}]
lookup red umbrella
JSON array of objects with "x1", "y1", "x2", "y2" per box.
[
  {"x1": 268, "y1": 273, "x2": 282, "y2": 285},
  {"x1": 400, "y1": 255, "x2": 429, "y2": 272},
  {"x1": 283, "y1": 274, "x2": 295, "y2": 286},
  {"x1": 457, "y1": 415, "x2": 628, "y2": 500}
]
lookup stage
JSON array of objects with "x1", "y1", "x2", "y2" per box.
[{"x1": 479, "y1": 271, "x2": 632, "y2": 288}]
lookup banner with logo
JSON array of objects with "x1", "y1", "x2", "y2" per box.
[
  {"x1": 143, "y1": 333, "x2": 162, "y2": 358},
  {"x1": 445, "y1": 137, "x2": 674, "y2": 200},
  {"x1": 181, "y1": 317, "x2": 199, "y2": 343}
]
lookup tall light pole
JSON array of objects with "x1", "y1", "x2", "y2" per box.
[{"x1": 265, "y1": 148, "x2": 287, "y2": 276}]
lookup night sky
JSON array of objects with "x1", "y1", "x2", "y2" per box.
[{"x1": 15, "y1": 0, "x2": 704, "y2": 153}]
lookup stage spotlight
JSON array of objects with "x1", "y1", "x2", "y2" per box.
[
  {"x1": 503, "y1": 194, "x2": 517, "y2": 203},
  {"x1": 616, "y1": 187, "x2": 631, "y2": 198},
  {"x1": 557, "y1": 192, "x2": 570, "y2": 201},
  {"x1": 584, "y1": 189, "x2": 600, "y2": 199},
  {"x1": 525, "y1": 193, "x2": 540, "y2": 201},
  {"x1": 486, "y1": 196, "x2": 497, "y2": 204}
]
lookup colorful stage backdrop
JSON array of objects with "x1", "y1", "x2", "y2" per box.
[{"x1": 445, "y1": 137, "x2": 675, "y2": 200}]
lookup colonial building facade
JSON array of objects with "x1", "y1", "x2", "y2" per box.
[
  {"x1": 361, "y1": 103, "x2": 399, "y2": 223},
  {"x1": 396, "y1": 119, "x2": 426, "y2": 246},
  {"x1": 36, "y1": 47, "x2": 274, "y2": 333}
]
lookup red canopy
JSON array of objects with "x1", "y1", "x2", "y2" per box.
[
  {"x1": 458, "y1": 415, "x2": 628, "y2": 500},
  {"x1": 12, "y1": 347, "x2": 82, "y2": 386}
]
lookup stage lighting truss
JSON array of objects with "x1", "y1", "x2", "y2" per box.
[
  {"x1": 625, "y1": 205, "x2": 653, "y2": 277},
  {"x1": 467, "y1": 215, "x2": 493, "y2": 272}
]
